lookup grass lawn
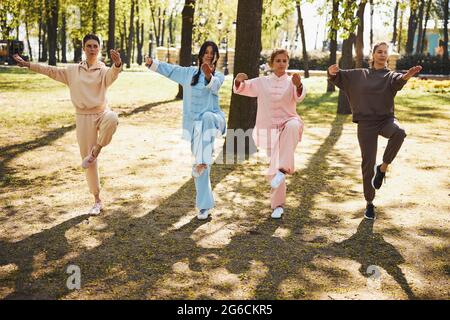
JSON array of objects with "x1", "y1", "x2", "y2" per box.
[{"x1": 0, "y1": 65, "x2": 449, "y2": 299}]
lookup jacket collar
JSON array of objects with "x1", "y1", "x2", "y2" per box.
[
  {"x1": 269, "y1": 72, "x2": 289, "y2": 81},
  {"x1": 79, "y1": 60, "x2": 105, "y2": 71}
]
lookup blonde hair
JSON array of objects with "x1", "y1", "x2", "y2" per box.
[
  {"x1": 268, "y1": 49, "x2": 290, "y2": 67},
  {"x1": 370, "y1": 41, "x2": 389, "y2": 68}
]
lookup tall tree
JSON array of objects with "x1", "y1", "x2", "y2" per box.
[
  {"x1": 392, "y1": 1, "x2": 399, "y2": 46},
  {"x1": 398, "y1": 5, "x2": 404, "y2": 53},
  {"x1": 327, "y1": 0, "x2": 339, "y2": 92},
  {"x1": 369, "y1": 0, "x2": 374, "y2": 48},
  {"x1": 176, "y1": 0, "x2": 195, "y2": 99},
  {"x1": 92, "y1": 0, "x2": 98, "y2": 33},
  {"x1": 61, "y1": 11, "x2": 67, "y2": 63},
  {"x1": 296, "y1": 0, "x2": 309, "y2": 78},
  {"x1": 355, "y1": 0, "x2": 367, "y2": 68},
  {"x1": 337, "y1": 0, "x2": 358, "y2": 115},
  {"x1": 108, "y1": 0, "x2": 116, "y2": 63},
  {"x1": 415, "y1": 0, "x2": 426, "y2": 54},
  {"x1": 227, "y1": 0, "x2": 263, "y2": 156},
  {"x1": 443, "y1": 0, "x2": 449, "y2": 74},
  {"x1": 136, "y1": 0, "x2": 144, "y2": 65},
  {"x1": 126, "y1": 0, "x2": 135, "y2": 68},
  {"x1": 46, "y1": 0, "x2": 59, "y2": 66},
  {"x1": 405, "y1": 1, "x2": 418, "y2": 54},
  {"x1": 420, "y1": 0, "x2": 432, "y2": 54}
]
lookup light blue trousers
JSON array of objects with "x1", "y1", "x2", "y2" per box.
[{"x1": 191, "y1": 112, "x2": 225, "y2": 210}]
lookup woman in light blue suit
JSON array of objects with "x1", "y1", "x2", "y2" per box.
[{"x1": 145, "y1": 41, "x2": 226, "y2": 220}]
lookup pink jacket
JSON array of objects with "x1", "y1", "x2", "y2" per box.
[{"x1": 233, "y1": 73, "x2": 306, "y2": 149}]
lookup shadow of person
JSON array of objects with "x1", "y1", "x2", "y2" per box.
[
  {"x1": 0, "y1": 214, "x2": 90, "y2": 299},
  {"x1": 327, "y1": 218, "x2": 416, "y2": 299}
]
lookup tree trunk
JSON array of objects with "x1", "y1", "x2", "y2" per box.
[
  {"x1": 337, "y1": 33, "x2": 355, "y2": 115},
  {"x1": 420, "y1": 0, "x2": 432, "y2": 54},
  {"x1": 61, "y1": 12, "x2": 67, "y2": 63},
  {"x1": 177, "y1": 0, "x2": 195, "y2": 99},
  {"x1": 126, "y1": 0, "x2": 135, "y2": 68},
  {"x1": 355, "y1": 1, "x2": 366, "y2": 68},
  {"x1": 92, "y1": 0, "x2": 98, "y2": 33},
  {"x1": 398, "y1": 7, "x2": 404, "y2": 53},
  {"x1": 405, "y1": 5, "x2": 417, "y2": 54},
  {"x1": 415, "y1": 0, "x2": 425, "y2": 54},
  {"x1": 108, "y1": 0, "x2": 116, "y2": 63},
  {"x1": 392, "y1": 1, "x2": 399, "y2": 46},
  {"x1": 443, "y1": 0, "x2": 449, "y2": 75},
  {"x1": 25, "y1": 18, "x2": 33, "y2": 61},
  {"x1": 296, "y1": 0, "x2": 309, "y2": 78},
  {"x1": 46, "y1": 0, "x2": 58, "y2": 66},
  {"x1": 327, "y1": 0, "x2": 339, "y2": 92},
  {"x1": 226, "y1": 0, "x2": 262, "y2": 157},
  {"x1": 38, "y1": 18, "x2": 42, "y2": 61},
  {"x1": 149, "y1": 3, "x2": 161, "y2": 46},
  {"x1": 161, "y1": 9, "x2": 166, "y2": 47},
  {"x1": 369, "y1": 0, "x2": 374, "y2": 48},
  {"x1": 73, "y1": 38, "x2": 82, "y2": 62}
]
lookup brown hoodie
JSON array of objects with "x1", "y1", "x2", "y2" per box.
[
  {"x1": 29, "y1": 60, "x2": 122, "y2": 114},
  {"x1": 328, "y1": 67, "x2": 407, "y2": 122}
]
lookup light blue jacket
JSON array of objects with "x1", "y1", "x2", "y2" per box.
[{"x1": 149, "y1": 59, "x2": 226, "y2": 141}]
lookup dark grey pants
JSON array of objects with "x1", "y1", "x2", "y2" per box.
[{"x1": 357, "y1": 117, "x2": 406, "y2": 202}]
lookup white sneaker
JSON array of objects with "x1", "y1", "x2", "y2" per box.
[
  {"x1": 271, "y1": 207, "x2": 284, "y2": 219},
  {"x1": 82, "y1": 147, "x2": 98, "y2": 169},
  {"x1": 270, "y1": 170, "x2": 285, "y2": 189},
  {"x1": 192, "y1": 164, "x2": 206, "y2": 178},
  {"x1": 197, "y1": 209, "x2": 210, "y2": 220},
  {"x1": 88, "y1": 202, "x2": 102, "y2": 215}
]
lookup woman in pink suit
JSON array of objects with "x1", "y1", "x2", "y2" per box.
[{"x1": 233, "y1": 49, "x2": 306, "y2": 219}]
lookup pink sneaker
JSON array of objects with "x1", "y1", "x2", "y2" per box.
[{"x1": 82, "y1": 147, "x2": 97, "y2": 169}]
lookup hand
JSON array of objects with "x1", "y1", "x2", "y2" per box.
[
  {"x1": 201, "y1": 63, "x2": 213, "y2": 80},
  {"x1": 110, "y1": 49, "x2": 122, "y2": 67},
  {"x1": 403, "y1": 65, "x2": 422, "y2": 81},
  {"x1": 235, "y1": 73, "x2": 248, "y2": 83},
  {"x1": 145, "y1": 56, "x2": 153, "y2": 68},
  {"x1": 328, "y1": 64, "x2": 339, "y2": 76},
  {"x1": 13, "y1": 54, "x2": 30, "y2": 68},
  {"x1": 292, "y1": 73, "x2": 302, "y2": 88}
]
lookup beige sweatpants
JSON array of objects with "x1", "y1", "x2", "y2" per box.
[{"x1": 76, "y1": 110, "x2": 119, "y2": 195}]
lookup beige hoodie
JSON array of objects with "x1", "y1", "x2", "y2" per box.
[{"x1": 29, "y1": 60, "x2": 122, "y2": 114}]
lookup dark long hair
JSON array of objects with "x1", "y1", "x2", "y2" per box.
[{"x1": 191, "y1": 41, "x2": 220, "y2": 86}]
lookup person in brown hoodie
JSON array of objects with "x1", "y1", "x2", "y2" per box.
[
  {"x1": 13, "y1": 34, "x2": 122, "y2": 215},
  {"x1": 327, "y1": 41, "x2": 422, "y2": 220}
]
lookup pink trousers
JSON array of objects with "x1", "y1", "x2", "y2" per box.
[{"x1": 266, "y1": 119, "x2": 302, "y2": 209}]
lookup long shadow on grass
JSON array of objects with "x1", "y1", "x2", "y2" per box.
[
  {"x1": 0, "y1": 99, "x2": 177, "y2": 189},
  {"x1": 1, "y1": 159, "x2": 238, "y2": 299}
]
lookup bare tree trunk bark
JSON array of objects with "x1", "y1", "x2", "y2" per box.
[
  {"x1": 227, "y1": 0, "x2": 263, "y2": 157},
  {"x1": 296, "y1": 0, "x2": 309, "y2": 78},
  {"x1": 355, "y1": 1, "x2": 366, "y2": 68},
  {"x1": 327, "y1": 0, "x2": 339, "y2": 92},
  {"x1": 177, "y1": 0, "x2": 195, "y2": 99}
]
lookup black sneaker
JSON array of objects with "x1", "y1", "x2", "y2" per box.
[
  {"x1": 364, "y1": 203, "x2": 376, "y2": 220},
  {"x1": 371, "y1": 164, "x2": 385, "y2": 190}
]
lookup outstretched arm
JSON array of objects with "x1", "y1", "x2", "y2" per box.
[
  {"x1": 391, "y1": 65, "x2": 422, "y2": 91},
  {"x1": 13, "y1": 54, "x2": 69, "y2": 85},
  {"x1": 233, "y1": 72, "x2": 259, "y2": 97},
  {"x1": 145, "y1": 56, "x2": 193, "y2": 86}
]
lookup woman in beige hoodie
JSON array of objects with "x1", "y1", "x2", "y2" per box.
[{"x1": 13, "y1": 34, "x2": 122, "y2": 215}]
